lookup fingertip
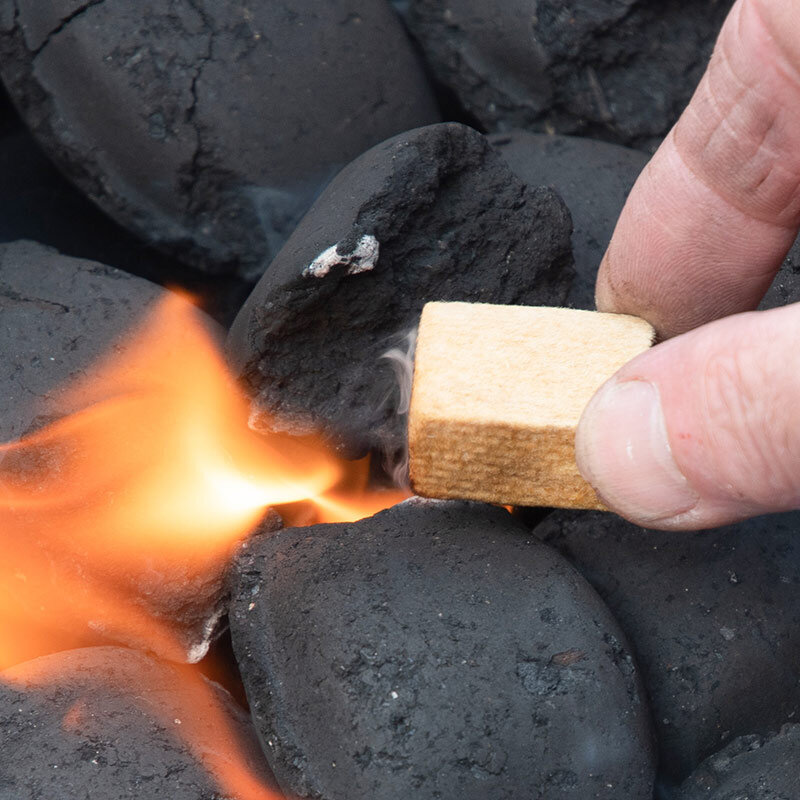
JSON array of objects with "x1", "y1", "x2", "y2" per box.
[
  {"x1": 578, "y1": 306, "x2": 800, "y2": 530},
  {"x1": 576, "y1": 378, "x2": 699, "y2": 526}
]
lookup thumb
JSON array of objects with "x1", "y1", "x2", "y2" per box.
[{"x1": 575, "y1": 304, "x2": 800, "y2": 530}]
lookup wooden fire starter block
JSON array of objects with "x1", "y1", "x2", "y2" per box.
[{"x1": 408, "y1": 302, "x2": 655, "y2": 509}]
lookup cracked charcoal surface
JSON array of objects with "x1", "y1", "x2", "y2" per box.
[
  {"x1": 535, "y1": 510, "x2": 800, "y2": 783},
  {"x1": 675, "y1": 725, "x2": 800, "y2": 800},
  {"x1": 0, "y1": 108, "x2": 251, "y2": 326},
  {"x1": 0, "y1": 241, "x2": 233, "y2": 662},
  {"x1": 0, "y1": 240, "x2": 174, "y2": 444},
  {"x1": 489, "y1": 131, "x2": 648, "y2": 310},
  {"x1": 0, "y1": 646, "x2": 277, "y2": 800},
  {"x1": 0, "y1": 0, "x2": 440, "y2": 280},
  {"x1": 406, "y1": 0, "x2": 733, "y2": 152},
  {"x1": 229, "y1": 500, "x2": 656, "y2": 800},
  {"x1": 227, "y1": 122, "x2": 574, "y2": 458}
]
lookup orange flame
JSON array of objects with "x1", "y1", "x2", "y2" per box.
[{"x1": 0, "y1": 292, "x2": 407, "y2": 798}]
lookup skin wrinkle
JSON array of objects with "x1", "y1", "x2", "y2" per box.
[
  {"x1": 753, "y1": 324, "x2": 800, "y2": 505},
  {"x1": 604, "y1": 140, "x2": 787, "y2": 330},
  {"x1": 674, "y1": 311, "x2": 800, "y2": 513},
  {"x1": 701, "y1": 350, "x2": 763, "y2": 504},
  {"x1": 581, "y1": 309, "x2": 800, "y2": 528},
  {"x1": 598, "y1": 2, "x2": 800, "y2": 337},
  {"x1": 716, "y1": 8, "x2": 772, "y2": 152},
  {"x1": 713, "y1": 72, "x2": 800, "y2": 220},
  {"x1": 675, "y1": 26, "x2": 800, "y2": 227},
  {"x1": 750, "y1": 0, "x2": 800, "y2": 93},
  {"x1": 706, "y1": 74, "x2": 777, "y2": 185},
  {"x1": 676, "y1": 6, "x2": 800, "y2": 227},
  {"x1": 693, "y1": 45, "x2": 749, "y2": 154},
  {"x1": 633, "y1": 155, "x2": 683, "y2": 242}
]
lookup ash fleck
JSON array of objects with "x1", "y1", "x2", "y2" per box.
[
  {"x1": 303, "y1": 234, "x2": 379, "y2": 278},
  {"x1": 720, "y1": 627, "x2": 736, "y2": 642}
]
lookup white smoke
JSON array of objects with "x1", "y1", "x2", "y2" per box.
[{"x1": 378, "y1": 327, "x2": 417, "y2": 487}]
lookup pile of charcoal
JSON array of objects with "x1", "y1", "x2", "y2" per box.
[{"x1": 2, "y1": 2, "x2": 800, "y2": 799}]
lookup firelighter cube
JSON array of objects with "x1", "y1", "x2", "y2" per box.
[{"x1": 408, "y1": 302, "x2": 655, "y2": 509}]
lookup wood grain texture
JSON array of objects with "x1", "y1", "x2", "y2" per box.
[{"x1": 408, "y1": 302, "x2": 654, "y2": 509}]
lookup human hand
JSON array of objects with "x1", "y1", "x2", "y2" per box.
[{"x1": 575, "y1": 0, "x2": 800, "y2": 530}]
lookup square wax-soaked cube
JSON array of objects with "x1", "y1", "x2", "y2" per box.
[{"x1": 408, "y1": 302, "x2": 655, "y2": 509}]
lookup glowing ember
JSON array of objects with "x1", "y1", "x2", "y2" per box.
[{"x1": 0, "y1": 292, "x2": 407, "y2": 798}]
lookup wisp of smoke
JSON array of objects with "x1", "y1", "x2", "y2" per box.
[{"x1": 378, "y1": 328, "x2": 417, "y2": 487}]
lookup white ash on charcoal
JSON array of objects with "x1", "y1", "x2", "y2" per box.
[
  {"x1": 228, "y1": 499, "x2": 656, "y2": 800},
  {"x1": 227, "y1": 122, "x2": 574, "y2": 459},
  {"x1": 534, "y1": 510, "x2": 800, "y2": 784},
  {"x1": 0, "y1": 646, "x2": 278, "y2": 800},
  {"x1": 0, "y1": 241, "x2": 250, "y2": 662},
  {"x1": 0, "y1": 0, "x2": 439, "y2": 280},
  {"x1": 489, "y1": 131, "x2": 648, "y2": 310},
  {"x1": 405, "y1": 0, "x2": 733, "y2": 152},
  {"x1": 674, "y1": 725, "x2": 800, "y2": 800}
]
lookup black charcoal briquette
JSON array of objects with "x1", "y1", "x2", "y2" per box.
[
  {"x1": 230, "y1": 499, "x2": 656, "y2": 800},
  {"x1": 0, "y1": 241, "x2": 237, "y2": 662},
  {"x1": 0, "y1": 114, "x2": 250, "y2": 326},
  {"x1": 406, "y1": 0, "x2": 733, "y2": 151},
  {"x1": 227, "y1": 122, "x2": 574, "y2": 458},
  {"x1": 0, "y1": 1, "x2": 440, "y2": 278},
  {"x1": 677, "y1": 725, "x2": 800, "y2": 800},
  {"x1": 0, "y1": 240, "x2": 173, "y2": 443},
  {"x1": 0, "y1": 646, "x2": 276, "y2": 800},
  {"x1": 536, "y1": 510, "x2": 800, "y2": 781},
  {"x1": 489, "y1": 131, "x2": 648, "y2": 309},
  {"x1": 760, "y1": 237, "x2": 800, "y2": 310},
  {"x1": 489, "y1": 130, "x2": 800, "y2": 314}
]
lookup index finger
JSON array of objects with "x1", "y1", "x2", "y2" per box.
[{"x1": 596, "y1": 0, "x2": 800, "y2": 339}]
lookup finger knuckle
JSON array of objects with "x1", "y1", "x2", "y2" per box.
[{"x1": 679, "y1": 0, "x2": 800, "y2": 226}]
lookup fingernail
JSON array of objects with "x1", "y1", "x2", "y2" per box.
[{"x1": 575, "y1": 379, "x2": 699, "y2": 523}]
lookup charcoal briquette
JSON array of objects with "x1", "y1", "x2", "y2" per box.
[
  {"x1": 227, "y1": 122, "x2": 574, "y2": 458},
  {"x1": 406, "y1": 0, "x2": 733, "y2": 151},
  {"x1": 489, "y1": 131, "x2": 648, "y2": 310},
  {"x1": 0, "y1": 114, "x2": 250, "y2": 327},
  {"x1": 229, "y1": 499, "x2": 656, "y2": 800},
  {"x1": 535, "y1": 510, "x2": 800, "y2": 782},
  {"x1": 489, "y1": 130, "x2": 800, "y2": 315},
  {"x1": 0, "y1": 646, "x2": 276, "y2": 800},
  {"x1": 0, "y1": 240, "x2": 236, "y2": 663},
  {"x1": 0, "y1": 0, "x2": 439, "y2": 279},
  {"x1": 677, "y1": 725, "x2": 800, "y2": 800},
  {"x1": 759, "y1": 237, "x2": 800, "y2": 310},
  {"x1": 0, "y1": 240, "x2": 174, "y2": 444}
]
